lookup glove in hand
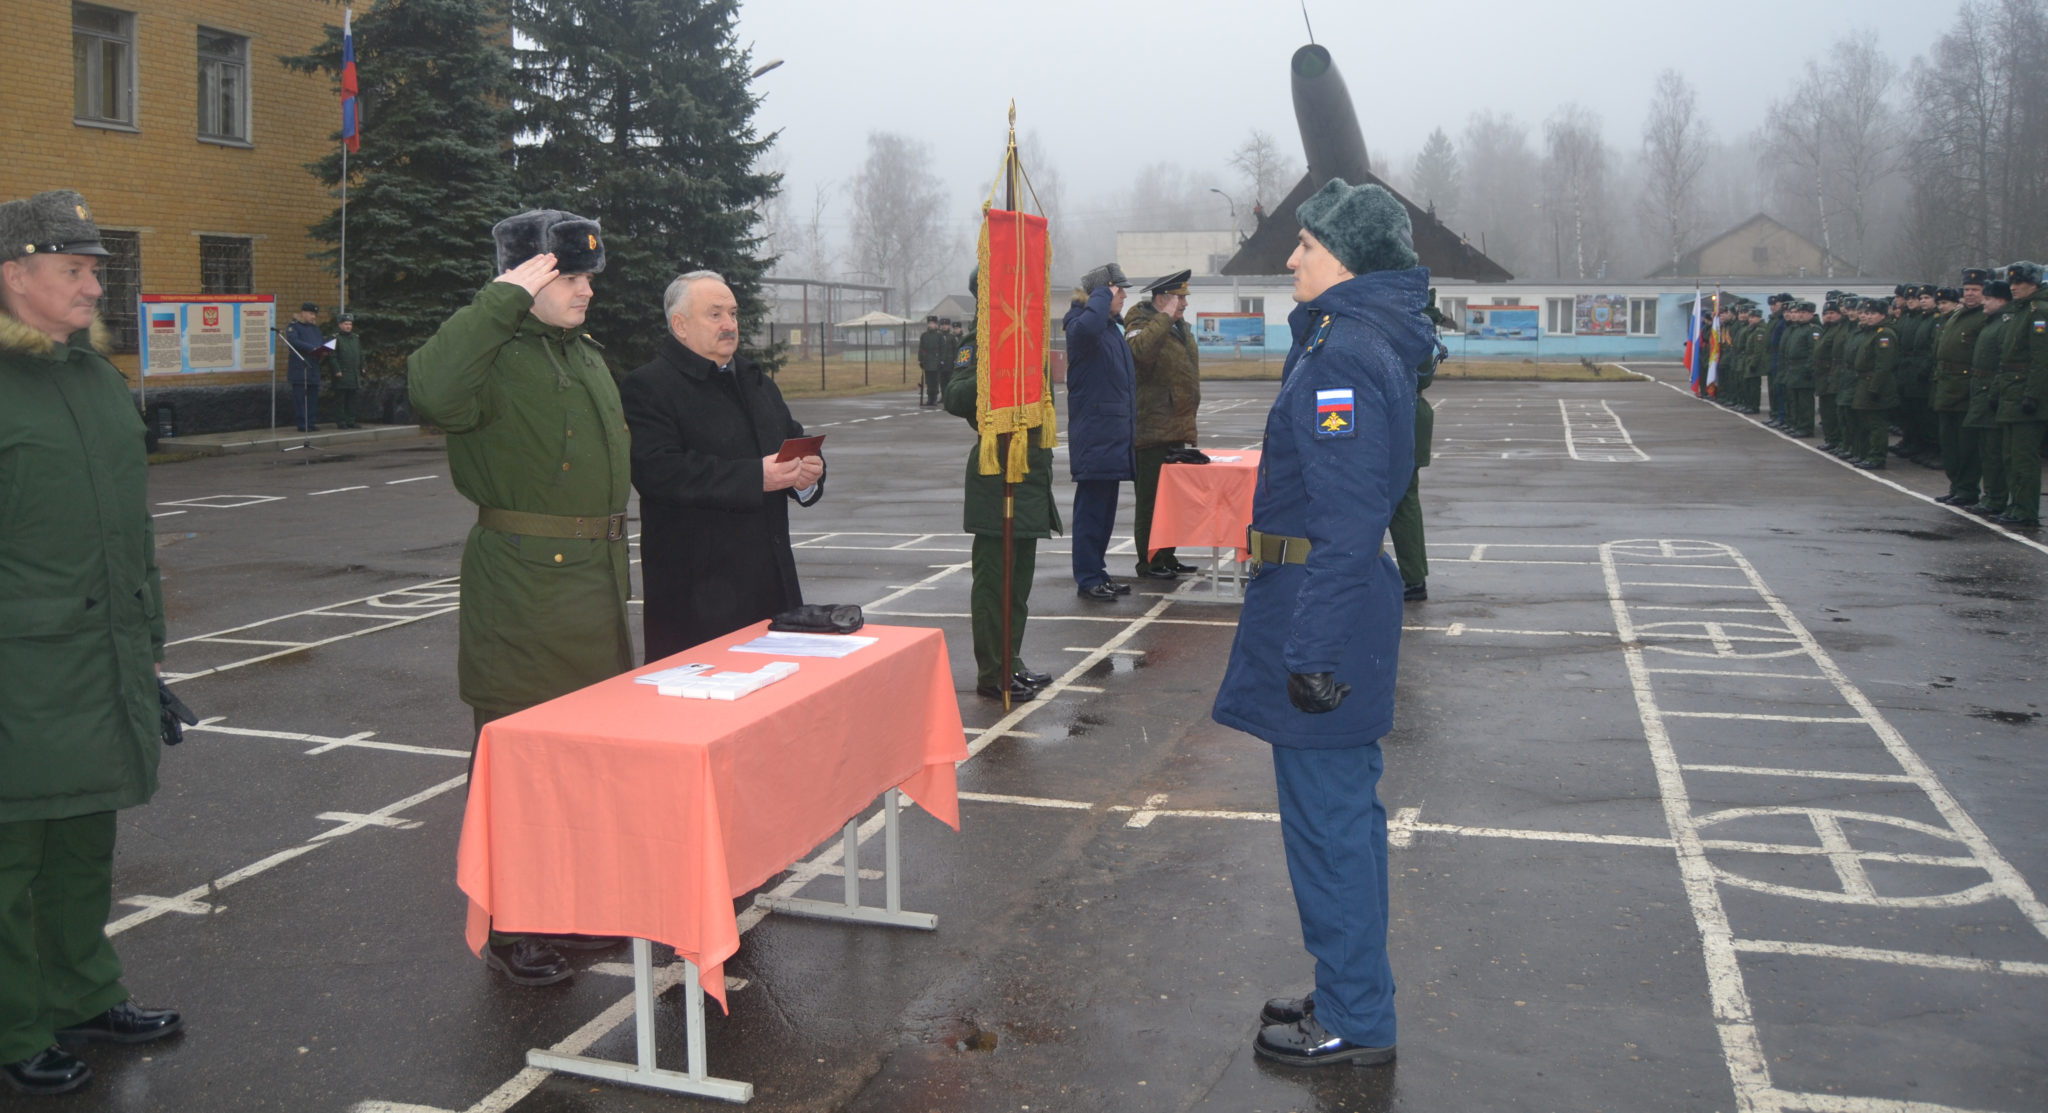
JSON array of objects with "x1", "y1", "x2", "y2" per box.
[{"x1": 1287, "y1": 671, "x2": 1351, "y2": 714}]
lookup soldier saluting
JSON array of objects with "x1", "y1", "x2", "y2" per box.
[{"x1": 408, "y1": 210, "x2": 634, "y2": 987}]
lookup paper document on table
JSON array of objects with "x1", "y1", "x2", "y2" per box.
[
  {"x1": 728, "y1": 631, "x2": 878, "y2": 658},
  {"x1": 635, "y1": 663, "x2": 714, "y2": 686},
  {"x1": 654, "y1": 661, "x2": 799, "y2": 700},
  {"x1": 1206, "y1": 454, "x2": 1243, "y2": 462}
]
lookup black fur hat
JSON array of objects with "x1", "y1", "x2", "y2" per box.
[{"x1": 492, "y1": 209, "x2": 606, "y2": 275}]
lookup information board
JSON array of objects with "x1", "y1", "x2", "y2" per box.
[
  {"x1": 1195, "y1": 312, "x2": 1268, "y2": 348},
  {"x1": 136, "y1": 294, "x2": 275, "y2": 375}
]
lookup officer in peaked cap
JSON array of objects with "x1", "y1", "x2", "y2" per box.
[
  {"x1": 1933, "y1": 272, "x2": 1991, "y2": 505},
  {"x1": 1991, "y1": 262, "x2": 2047, "y2": 527},
  {"x1": 0, "y1": 188, "x2": 183, "y2": 1096},
  {"x1": 917, "y1": 313, "x2": 949, "y2": 407},
  {"x1": 1126, "y1": 268, "x2": 1202, "y2": 581},
  {"x1": 407, "y1": 210, "x2": 631, "y2": 987}
]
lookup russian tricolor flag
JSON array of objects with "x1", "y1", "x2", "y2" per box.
[{"x1": 340, "y1": 8, "x2": 359, "y2": 153}]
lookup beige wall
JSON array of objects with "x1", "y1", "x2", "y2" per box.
[
  {"x1": 1, "y1": 1, "x2": 351, "y2": 385},
  {"x1": 1697, "y1": 220, "x2": 1835, "y2": 279}
]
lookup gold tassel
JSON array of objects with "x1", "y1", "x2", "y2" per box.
[{"x1": 1006, "y1": 423, "x2": 1029, "y2": 482}]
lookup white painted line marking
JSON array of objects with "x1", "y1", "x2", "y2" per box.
[
  {"x1": 315, "y1": 811, "x2": 423, "y2": 834},
  {"x1": 151, "y1": 510, "x2": 186, "y2": 518},
  {"x1": 311, "y1": 485, "x2": 369, "y2": 495},
  {"x1": 1732, "y1": 938, "x2": 2048, "y2": 979},
  {"x1": 183, "y1": 717, "x2": 469, "y2": 759},
  {"x1": 959, "y1": 791, "x2": 1094, "y2": 811},
  {"x1": 385, "y1": 475, "x2": 439, "y2": 485},
  {"x1": 1661, "y1": 710, "x2": 1867, "y2": 724},
  {"x1": 158, "y1": 494, "x2": 285, "y2": 509},
  {"x1": 1681, "y1": 763, "x2": 1916, "y2": 784},
  {"x1": 118, "y1": 894, "x2": 217, "y2": 917}
]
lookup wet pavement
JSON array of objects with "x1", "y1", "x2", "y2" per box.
[{"x1": 22, "y1": 362, "x2": 2048, "y2": 1113}]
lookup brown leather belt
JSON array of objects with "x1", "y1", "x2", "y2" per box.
[{"x1": 477, "y1": 507, "x2": 628, "y2": 541}]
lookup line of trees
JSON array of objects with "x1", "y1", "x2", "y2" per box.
[{"x1": 289, "y1": 0, "x2": 779, "y2": 375}]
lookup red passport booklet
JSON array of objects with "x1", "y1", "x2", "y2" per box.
[{"x1": 774, "y1": 435, "x2": 825, "y2": 462}]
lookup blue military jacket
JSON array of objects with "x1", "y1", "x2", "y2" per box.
[
  {"x1": 1212, "y1": 267, "x2": 1432, "y2": 748},
  {"x1": 1062, "y1": 285, "x2": 1137, "y2": 481},
  {"x1": 285, "y1": 320, "x2": 325, "y2": 384}
]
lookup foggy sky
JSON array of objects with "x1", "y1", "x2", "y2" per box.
[{"x1": 737, "y1": 0, "x2": 1961, "y2": 240}]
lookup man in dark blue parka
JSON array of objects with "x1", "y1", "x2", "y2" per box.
[
  {"x1": 1212, "y1": 179, "x2": 1434, "y2": 1068},
  {"x1": 1063, "y1": 264, "x2": 1137, "y2": 601}
]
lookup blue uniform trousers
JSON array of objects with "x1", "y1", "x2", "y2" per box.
[
  {"x1": 1272, "y1": 741, "x2": 1395, "y2": 1047},
  {"x1": 1069, "y1": 479, "x2": 1120, "y2": 589},
  {"x1": 291, "y1": 379, "x2": 320, "y2": 430}
]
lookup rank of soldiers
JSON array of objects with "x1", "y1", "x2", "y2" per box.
[{"x1": 1704, "y1": 262, "x2": 2047, "y2": 529}]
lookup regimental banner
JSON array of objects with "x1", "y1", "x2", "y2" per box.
[
  {"x1": 137, "y1": 294, "x2": 276, "y2": 375},
  {"x1": 1574, "y1": 293, "x2": 1628, "y2": 336},
  {"x1": 974, "y1": 208, "x2": 1056, "y2": 481}
]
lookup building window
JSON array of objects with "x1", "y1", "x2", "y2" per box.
[
  {"x1": 1628, "y1": 297, "x2": 1659, "y2": 336},
  {"x1": 1752, "y1": 244, "x2": 1770, "y2": 266},
  {"x1": 73, "y1": 4, "x2": 136, "y2": 128},
  {"x1": 1545, "y1": 297, "x2": 1576, "y2": 335},
  {"x1": 1237, "y1": 296, "x2": 1264, "y2": 315},
  {"x1": 97, "y1": 230, "x2": 142, "y2": 353},
  {"x1": 199, "y1": 235, "x2": 253, "y2": 294},
  {"x1": 1439, "y1": 296, "x2": 1468, "y2": 330},
  {"x1": 198, "y1": 28, "x2": 250, "y2": 143}
]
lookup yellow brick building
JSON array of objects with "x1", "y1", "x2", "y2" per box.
[{"x1": 1, "y1": 0, "x2": 354, "y2": 388}]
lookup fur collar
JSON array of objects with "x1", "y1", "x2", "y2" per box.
[{"x1": 0, "y1": 307, "x2": 111, "y2": 358}]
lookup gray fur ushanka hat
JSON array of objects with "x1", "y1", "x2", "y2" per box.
[
  {"x1": 1296, "y1": 179, "x2": 1417, "y2": 276},
  {"x1": 492, "y1": 209, "x2": 606, "y2": 275}
]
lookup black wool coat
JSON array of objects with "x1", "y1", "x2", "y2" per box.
[{"x1": 620, "y1": 335, "x2": 822, "y2": 663}]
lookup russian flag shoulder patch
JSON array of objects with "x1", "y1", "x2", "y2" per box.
[{"x1": 1314, "y1": 387, "x2": 1356, "y2": 438}]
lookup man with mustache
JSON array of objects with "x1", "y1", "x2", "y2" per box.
[
  {"x1": 0, "y1": 189, "x2": 182, "y2": 1096},
  {"x1": 620, "y1": 271, "x2": 823, "y2": 664},
  {"x1": 408, "y1": 209, "x2": 634, "y2": 988}
]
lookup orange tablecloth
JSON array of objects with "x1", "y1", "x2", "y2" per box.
[
  {"x1": 457, "y1": 622, "x2": 967, "y2": 1009},
  {"x1": 1148, "y1": 449, "x2": 1262, "y2": 561}
]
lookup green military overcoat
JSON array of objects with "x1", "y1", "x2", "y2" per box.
[
  {"x1": 1778, "y1": 321, "x2": 1818, "y2": 389},
  {"x1": 1849, "y1": 323, "x2": 1902, "y2": 411},
  {"x1": 407, "y1": 281, "x2": 634, "y2": 716},
  {"x1": 0, "y1": 311, "x2": 165, "y2": 822},
  {"x1": 1994, "y1": 293, "x2": 2048, "y2": 422},
  {"x1": 1896, "y1": 309, "x2": 1937, "y2": 398},
  {"x1": 1814, "y1": 319, "x2": 1847, "y2": 396},
  {"x1": 1124, "y1": 301, "x2": 1201, "y2": 448},
  {"x1": 941, "y1": 324, "x2": 1062, "y2": 539},
  {"x1": 1966, "y1": 309, "x2": 2017, "y2": 429},
  {"x1": 1931, "y1": 305, "x2": 1987, "y2": 413},
  {"x1": 332, "y1": 332, "x2": 365, "y2": 391}
]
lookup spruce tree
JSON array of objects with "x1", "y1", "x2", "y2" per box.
[
  {"x1": 511, "y1": 0, "x2": 780, "y2": 371},
  {"x1": 285, "y1": 0, "x2": 522, "y2": 378}
]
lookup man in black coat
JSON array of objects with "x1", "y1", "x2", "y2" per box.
[{"x1": 620, "y1": 271, "x2": 824, "y2": 663}]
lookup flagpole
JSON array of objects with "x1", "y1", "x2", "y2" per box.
[
  {"x1": 998, "y1": 104, "x2": 1019, "y2": 711},
  {"x1": 338, "y1": 8, "x2": 350, "y2": 318}
]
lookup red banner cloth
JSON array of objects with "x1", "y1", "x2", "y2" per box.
[
  {"x1": 980, "y1": 209, "x2": 1048, "y2": 412},
  {"x1": 1146, "y1": 450, "x2": 1263, "y2": 561},
  {"x1": 457, "y1": 622, "x2": 967, "y2": 1008}
]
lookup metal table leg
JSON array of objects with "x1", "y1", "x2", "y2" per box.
[
  {"x1": 756, "y1": 789, "x2": 937, "y2": 930},
  {"x1": 526, "y1": 939, "x2": 754, "y2": 1102}
]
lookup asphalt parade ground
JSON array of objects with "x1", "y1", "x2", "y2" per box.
[{"x1": 27, "y1": 362, "x2": 2048, "y2": 1113}]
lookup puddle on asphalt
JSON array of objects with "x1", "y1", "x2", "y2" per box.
[{"x1": 1968, "y1": 708, "x2": 2039, "y2": 725}]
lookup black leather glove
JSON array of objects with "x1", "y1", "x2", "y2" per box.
[
  {"x1": 1287, "y1": 672, "x2": 1351, "y2": 714},
  {"x1": 2024, "y1": 397, "x2": 2039, "y2": 417},
  {"x1": 158, "y1": 679, "x2": 196, "y2": 746}
]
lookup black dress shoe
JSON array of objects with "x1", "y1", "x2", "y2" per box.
[
  {"x1": 546, "y1": 934, "x2": 627, "y2": 951},
  {"x1": 1947, "y1": 496, "x2": 1979, "y2": 507},
  {"x1": 1168, "y1": 560, "x2": 1200, "y2": 574},
  {"x1": 485, "y1": 938, "x2": 572, "y2": 986},
  {"x1": 1109, "y1": 580, "x2": 1132, "y2": 594},
  {"x1": 1970, "y1": 504, "x2": 2006, "y2": 518},
  {"x1": 1260, "y1": 994, "x2": 1313, "y2": 1026},
  {"x1": 1137, "y1": 566, "x2": 1180, "y2": 580},
  {"x1": 1077, "y1": 582, "x2": 1120, "y2": 602},
  {"x1": 1253, "y1": 1015, "x2": 1395, "y2": 1068},
  {"x1": 976, "y1": 679, "x2": 1039, "y2": 702},
  {"x1": 1402, "y1": 582, "x2": 1427, "y2": 602},
  {"x1": 1013, "y1": 666, "x2": 1053, "y2": 687},
  {"x1": 56, "y1": 1000, "x2": 181, "y2": 1044},
  {"x1": 2, "y1": 1047, "x2": 90, "y2": 1096}
]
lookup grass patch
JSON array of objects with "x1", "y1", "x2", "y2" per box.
[{"x1": 766, "y1": 357, "x2": 924, "y2": 399}]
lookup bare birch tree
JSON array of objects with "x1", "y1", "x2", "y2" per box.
[
  {"x1": 1460, "y1": 110, "x2": 1541, "y2": 276},
  {"x1": 1639, "y1": 69, "x2": 1710, "y2": 272},
  {"x1": 1542, "y1": 104, "x2": 1610, "y2": 279},
  {"x1": 848, "y1": 131, "x2": 948, "y2": 314}
]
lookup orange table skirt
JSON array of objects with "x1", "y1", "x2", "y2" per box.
[
  {"x1": 456, "y1": 622, "x2": 967, "y2": 1008},
  {"x1": 1148, "y1": 449, "x2": 1262, "y2": 561}
]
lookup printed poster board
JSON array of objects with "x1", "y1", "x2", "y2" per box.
[
  {"x1": 1465, "y1": 305, "x2": 1538, "y2": 341},
  {"x1": 1195, "y1": 312, "x2": 1268, "y2": 348},
  {"x1": 137, "y1": 294, "x2": 275, "y2": 375},
  {"x1": 1574, "y1": 293, "x2": 1628, "y2": 336}
]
